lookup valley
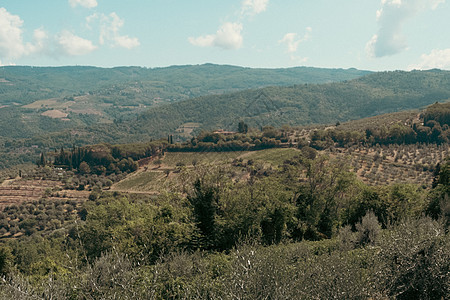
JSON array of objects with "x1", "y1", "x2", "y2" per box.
[{"x1": 0, "y1": 65, "x2": 448, "y2": 299}]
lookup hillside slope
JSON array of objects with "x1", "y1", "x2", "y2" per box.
[
  {"x1": 0, "y1": 64, "x2": 370, "y2": 106},
  {"x1": 130, "y1": 69, "x2": 450, "y2": 139},
  {"x1": 0, "y1": 64, "x2": 370, "y2": 140}
]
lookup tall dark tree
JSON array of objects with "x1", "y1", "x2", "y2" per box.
[
  {"x1": 188, "y1": 179, "x2": 219, "y2": 249},
  {"x1": 238, "y1": 121, "x2": 248, "y2": 134},
  {"x1": 39, "y1": 152, "x2": 46, "y2": 167}
]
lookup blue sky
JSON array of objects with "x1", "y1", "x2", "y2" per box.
[{"x1": 1, "y1": 0, "x2": 449, "y2": 71}]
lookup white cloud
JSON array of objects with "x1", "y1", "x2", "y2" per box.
[
  {"x1": 280, "y1": 33, "x2": 301, "y2": 53},
  {"x1": 57, "y1": 30, "x2": 97, "y2": 56},
  {"x1": 367, "y1": 0, "x2": 446, "y2": 58},
  {"x1": 0, "y1": 8, "x2": 50, "y2": 63},
  {"x1": 28, "y1": 28, "x2": 49, "y2": 54},
  {"x1": 114, "y1": 35, "x2": 140, "y2": 49},
  {"x1": 69, "y1": 0, "x2": 97, "y2": 9},
  {"x1": 279, "y1": 27, "x2": 311, "y2": 62},
  {"x1": 279, "y1": 27, "x2": 312, "y2": 53},
  {"x1": 87, "y1": 12, "x2": 140, "y2": 49},
  {"x1": 410, "y1": 48, "x2": 450, "y2": 70},
  {"x1": 241, "y1": 0, "x2": 269, "y2": 15},
  {"x1": 188, "y1": 0, "x2": 267, "y2": 51},
  {"x1": 0, "y1": 7, "x2": 28, "y2": 60},
  {"x1": 189, "y1": 22, "x2": 243, "y2": 50}
]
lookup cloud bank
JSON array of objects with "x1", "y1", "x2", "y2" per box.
[
  {"x1": 0, "y1": 7, "x2": 101, "y2": 63},
  {"x1": 69, "y1": 0, "x2": 98, "y2": 9},
  {"x1": 367, "y1": 0, "x2": 446, "y2": 58},
  {"x1": 57, "y1": 30, "x2": 97, "y2": 56},
  {"x1": 189, "y1": 22, "x2": 243, "y2": 50},
  {"x1": 0, "y1": 8, "x2": 49, "y2": 62},
  {"x1": 411, "y1": 48, "x2": 450, "y2": 70},
  {"x1": 0, "y1": 7, "x2": 31, "y2": 60}
]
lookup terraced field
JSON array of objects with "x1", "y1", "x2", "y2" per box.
[
  {"x1": 335, "y1": 143, "x2": 449, "y2": 186},
  {"x1": 113, "y1": 144, "x2": 447, "y2": 194},
  {"x1": 0, "y1": 178, "x2": 89, "y2": 209}
]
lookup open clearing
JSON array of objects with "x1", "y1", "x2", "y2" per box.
[
  {"x1": 23, "y1": 98, "x2": 74, "y2": 109},
  {"x1": 41, "y1": 109, "x2": 69, "y2": 118}
]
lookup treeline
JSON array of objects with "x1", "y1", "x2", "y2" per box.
[
  {"x1": 310, "y1": 102, "x2": 450, "y2": 149},
  {"x1": 42, "y1": 140, "x2": 167, "y2": 175},
  {"x1": 167, "y1": 102, "x2": 450, "y2": 154},
  {"x1": 168, "y1": 124, "x2": 291, "y2": 152}
]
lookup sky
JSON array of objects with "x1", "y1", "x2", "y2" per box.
[{"x1": 1, "y1": 0, "x2": 450, "y2": 71}]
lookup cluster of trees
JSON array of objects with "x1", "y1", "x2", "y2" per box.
[
  {"x1": 0, "y1": 198, "x2": 78, "y2": 237},
  {"x1": 40, "y1": 140, "x2": 167, "y2": 176},
  {"x1": 310, "y1": 102, "x2": 450, "y2": 149},
  {"x1": 168, "y1": 124, "x2": 291, "y2": 152}
]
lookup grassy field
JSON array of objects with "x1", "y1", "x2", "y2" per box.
[
  {"x1": 113, "y1": 171, "x2": 164, "y2": 192},
  {"x1": 243, "y1": 148, "x2": 301, "y2": 166},
  {"x1": 23, "y1": 98, "x2": 74, "y2": 109},
  {"x1": 161, "y1": 151, "x2": 247, "y2": 167},
  {"x1": 112, "y1": 143, "x2": 448, "y2": 194}
]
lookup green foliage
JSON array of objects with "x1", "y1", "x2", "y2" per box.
[
  {"x1": 0, "y1": 246, "x2": 13, "y2": 276},
  {"x1": 423, "y1": 101, "x2": 450, "y2": 126},
  {"x1": 427, "y1": 158, "x2": 450, "y2": 225},
  {"x1": 354, "y1": 210, "x2": 381, "y2": 246},
  {"x1": 311, "y1": 101, "x2": 450, "y2": 149},
  {"x1": 376, "y1": 217, "x2": 450, "y2": 299},
  {"x1": 133, "y1": 70, "x2": 450, "y2": 139},
  {"x1": 188, "y1": 179, "x2": 220, "y2": 249},
  {"x1": 79, "y1": 193, "x2": 195, "y2": 263},
  {"x1": 0, "y1": 119, "x2": 448, "y2": 299},
  {"x1": 294, "y1": 155, "x2": 356, "y2": 239}
]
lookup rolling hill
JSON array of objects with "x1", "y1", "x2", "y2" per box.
[
  {"x1": 0, "y1": 64, "x2": 371, "y2": 168},
  {"x1": 0, "y1": 64, "x2": 371, "y2": 106},
  {"x1": 0, "y1": 64, "x2": 370, "y2": 139},
  {"x1": 128, "y1": 69, "x2": 450, "y2": 139}
]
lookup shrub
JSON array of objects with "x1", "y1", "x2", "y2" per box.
[
  {"x1": 375, "y1": 217, "x2": 450, "y2": 299},
  {"x1": 355, "y1": 210, "x2": 381, "y2": 247}
]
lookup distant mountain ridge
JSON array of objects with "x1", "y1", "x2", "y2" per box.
[
  {"x1": 0, "y1": 64, "x2": 371, "y2": 106},
  {"x1": 0, "y1": 64, "x2": 371, "y2": 142}
]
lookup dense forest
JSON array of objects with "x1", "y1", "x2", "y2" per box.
[{"x1": 130, "y1": 69, "x2": 450, "y2": 139}]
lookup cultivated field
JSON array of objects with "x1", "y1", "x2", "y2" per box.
[
  {"x1": 0, "y1": 178, "x2": 89, "y2": 210},
  {"x1": 113, "y1": 144, "x2": 447, "y2": 194}
]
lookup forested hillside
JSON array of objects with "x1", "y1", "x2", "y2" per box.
[
  {"x1": 0, "y1": 64, "x2": 370, "y2": 106},
  {"x1": 126, "y1": 69, "x2": 450, "y2": 139},
  {"x1": 0, "y1": 64, "x2": 370, "y2": 168},
  {"x1": 2, "y1": 69, "x2": 450, "y2": 169}
]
